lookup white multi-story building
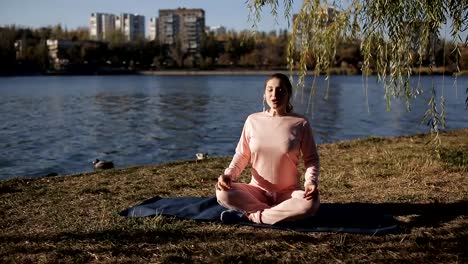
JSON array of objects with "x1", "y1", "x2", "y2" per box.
[
  {"x1": 89, "y1": 13, "x2": 116, "y2": 41},
  {"x1": 89, "y1": 12, "x2": 145, "y2": 41},
  {"x1": 115, "y1": 13, "x2": 145, "y2": 41},
  {"x1": 149, "y1": 17, "x2": 158, "y2": 41}
]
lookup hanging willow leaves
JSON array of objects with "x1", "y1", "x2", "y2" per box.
[
  {"x1": 248, "y1": 0, "x2": 468, "y2": 148},
  {"x1": 421, "y1": 84, "x2": 444, "y2": 155},
  {"x1": 465, "y1": 87, "x2": 468, "y2": 110}
]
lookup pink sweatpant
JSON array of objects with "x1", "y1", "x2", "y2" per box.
[{"x1": 216, "y1": 182, "x2": 320, "y2": 225}]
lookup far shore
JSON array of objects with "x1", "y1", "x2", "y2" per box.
[
  {"x1": 3, "y1": 66, "x2": 467, "y2": 77},
  {"x1": 140, "y1": 66, "x2": 462, "y2": 76},
  {"x1": 139, "y1": 69, "x2": 298, "y2": 76}
]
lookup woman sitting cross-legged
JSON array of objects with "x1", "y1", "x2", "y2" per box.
[{"x1": 216, "y1": 73, "x2": 320, "y2": 225}]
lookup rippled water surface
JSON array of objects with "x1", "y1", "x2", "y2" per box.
[{"x1": 0, "y1": 75, "x2": 467, "y2": 180}]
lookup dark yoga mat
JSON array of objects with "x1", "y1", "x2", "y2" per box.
[{"x1": 120, "y1": 196, "x2": 399, "y2": 235}]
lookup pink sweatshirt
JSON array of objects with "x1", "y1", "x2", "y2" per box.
[{"x1": 224, "y1": 111, "x2": 320, "y2": 193}]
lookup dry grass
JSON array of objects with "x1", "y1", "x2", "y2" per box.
[{"x1": 1, "y1": 129, "x2": 467, "y2": 263}]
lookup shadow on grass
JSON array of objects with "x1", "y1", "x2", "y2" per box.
[
  {"x1": 383, "y1": 200, "x2": 468, "y2": 229},
  {"x1": 300, "y1": 201, "x2": 468, "y2": 233},
  {"x1": 268, "y1": 200, "x2": 468, "y2": 234},
  {"x1": 312, "y1": 200, "x2": 468, "y2": 232}
]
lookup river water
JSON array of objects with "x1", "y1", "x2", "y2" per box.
[{"x1": 0, "y1": 74, "x2": 467, "y2": 180}]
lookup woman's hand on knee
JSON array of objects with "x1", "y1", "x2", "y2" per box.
[
  {"x1": 303, "y1": 183, "x2": 318, "y2": 200},
  {"x1": 216, "y1": 174, "x2": 232, "y2": 191}
]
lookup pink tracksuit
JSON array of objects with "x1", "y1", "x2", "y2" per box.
[{"x1": 216, "y1": 111, "x2": 320, "y2": 224}]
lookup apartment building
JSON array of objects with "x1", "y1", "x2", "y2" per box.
[
  {"x1": 149, "y1": 17, "x2": 158, "y2": 41},
  {"x1": 90, "y1": 13, "x2": 116, "y2": 41},
  {"x1": 152, "y1": 8, "x2": 205, "y2": 53},
  {"x1": 115, "y1": 13, "x2": 145, "y2": 41},
  {"x1": 89, "y1": 12, "x2": 145, "y2": 41}
]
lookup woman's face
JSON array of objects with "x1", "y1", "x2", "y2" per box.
[{"x1": 265, "y1": 77, "x2": 289, "y2": 112}]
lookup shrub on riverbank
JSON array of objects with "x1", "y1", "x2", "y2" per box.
[{"x1": 1, "y1": 129, "x2": 467, "y2": 263}]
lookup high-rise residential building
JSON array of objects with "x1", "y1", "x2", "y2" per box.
[
  {"x1": 156, "y1": 8, "x2": 205, "y2": 53},
  {"x1": 89, "y1": 12, "x2": 144, "y2": 41},
  {"x1": 149, "y1": 17, "x2": 158, "y2": 41},
  {"x1": 115, "y1": 13, "x2": 145, "y2": 41},
  {"x1": 90, "y1": 13, "x2": 116, "y2": 41},
  {"x1": 155, "y1": 13, "x2": 177, "y2": 44}
]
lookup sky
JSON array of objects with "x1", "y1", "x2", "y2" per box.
[
  {"x1": 0, "y1": 0, "x2": 465, "y2": 41},
  {"x1": 0, "y1": 0, "x2": 303, "y2": 33}
]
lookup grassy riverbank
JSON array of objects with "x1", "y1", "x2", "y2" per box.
[{"x1": 1, "y1": 129, "x2": 467, "y2": 263}]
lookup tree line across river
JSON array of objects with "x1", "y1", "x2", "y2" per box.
[{"x1": 1, "y1": 25, "x2": 467, "y2": 75}]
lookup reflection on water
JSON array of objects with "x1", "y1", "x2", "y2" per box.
[
  {"x1": 296, "y1": 80, "x2": 343, "y2": 142},
  {"x1": 0, "y1": 75, "x2": 467, "y2": 180}
]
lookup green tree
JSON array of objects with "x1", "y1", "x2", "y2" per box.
[
  {"x1": 50, "y1": 24, "x2": 65, "y2": 39},
  {"x1": 66, "y1": 45, "x2": 78, "y2": 64},
  {"x1": 459, "y1": 45, "x2": 468, "y2": 71},
  {"x1": 107, "y1": 30, "x2": 127, "y2": 46},
  {"x1": 435, "y1": 40, "x2": 459, "y2": 71},
  {"x1": 0, "y1": 27, "x2": 17, "y2": 75},
  {"x1": 240, "y1": 49, "x2": 263, "y2": 68},
  {"x1": 34, "y1": 40, "x2": 49, "y2": 72},
  {"x1": 200, "y1": 32, "x2": 220, "y2": 68},
  {"x1": 221, "y1": 31, "x2": 255, "y2": 66},
  {"x1": 169, "y1": 37, "x2": 188, "y2": 68},
  {"x1": 335, "y1": 40, "x2": 360, "y2": 66},
  {"x1": 36, "y1": 27, "x2": 52, "y2": 40}
]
